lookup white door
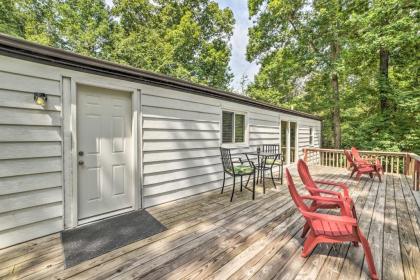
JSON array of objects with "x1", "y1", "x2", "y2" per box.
[{"x1": 77, "y1": 85, "x2": 133, "y2": 220}]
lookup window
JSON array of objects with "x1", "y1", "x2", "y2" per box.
[
  {"x1": 289, "y1": 122, "x2": 297, "y2": 163},
  {"x1": 309, "y1": 128, "x2": 314, "y2": 145},
  {"x1": 222, "y1": 111, "x2": 246, "y2": 143},
  {"x1": 309, "y1": 127, "x2": 314, "y2": 146}
]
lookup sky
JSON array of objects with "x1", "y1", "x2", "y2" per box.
[
  {"x1": 104, "y1": 0, "x2": 259, "y2": 91},
  {"x1": 214, "y1": 1, "x2": 259, "y2": 91}
]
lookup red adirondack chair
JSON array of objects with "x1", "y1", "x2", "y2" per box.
[
  {"x1": 297, "y1": 159, "x2": 355, "y2": 207},
  {"x1": 297, "y1": 159, "x2": 357, "y2": 237},
  {"x1": 351, "y1": 147, "x2": 384, "y2": 174},
  {"x1": 344, "y1": 150, "x2": 382, "y2": 182},
  {"x1": 285, "y1": 169, "x2": 378, "y2": 280}
]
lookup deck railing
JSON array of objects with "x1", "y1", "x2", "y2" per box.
[{"x1": 303, "y1": 147, "x2": 420, "y2": 191}]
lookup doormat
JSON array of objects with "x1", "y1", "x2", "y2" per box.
[{"x1": 61, "y1": 210, "x2": 167, "y2": 268}]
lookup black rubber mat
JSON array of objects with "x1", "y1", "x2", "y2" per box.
[{"x1": 61, "y1": 210, "x2": 167, "y2": 268}]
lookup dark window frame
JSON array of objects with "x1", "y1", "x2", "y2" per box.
[
  {"x1": 222, "y1": 110, "x2": 246, "y2": 144},
  {"x1": 309, "y1": 127, "x2": 314, "y2": 146}
]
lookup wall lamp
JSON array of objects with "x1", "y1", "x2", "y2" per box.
[{"x1": 34, "y1": 93, "x2": 48, "y2": 106}]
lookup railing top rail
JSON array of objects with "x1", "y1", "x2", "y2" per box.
[
  {"x1": 304, "y1": 147, "x2": 418, "y2": 157},
  {"x1": 408, "y1": 153, "x2": 420, "y2": 161},
  {"x1": 303, "y1": 147, "x2": 420, "y2": 191}
]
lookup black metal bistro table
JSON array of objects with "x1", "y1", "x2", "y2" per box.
[{"x1": 243, "y1": 151, "x2": 280, "y2": 194}]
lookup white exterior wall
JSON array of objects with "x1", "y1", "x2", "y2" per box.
[
  {"x1": 0, "y1": 54, "x2": 321, "y2": 248},
  {"x1": 0, "y1": 57, "x2": 64, "y2": 248}
]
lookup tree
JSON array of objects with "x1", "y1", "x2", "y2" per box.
[
  {"x1": 111, "y1": 0, "x2": 235, "y2": 89},
  {"x1": 342, "y1": 0, "x2": 419, "y2": 152},
  {"x1": 348, "y1": 0, "x2": 418, "y2": 112},
  {"x1": 239, "y1": 74, "x2": 249, "y2": 96},
  {"x1": 247, "y1": 0, "x2": 351, "y2": 148},
  {"x1": 1, "y1": 0, "x2": 234, "y2": 89},
  {"x1": 13, "y1": 0, "x2": 61, "y2": 46},
  {"x1": 246, "y1": 0, "x2": 419, "y2": 153},
  {"x1": 20, "y1": 0, "x2": 115, "y2": 58},
  {"x1": 0, "y1": 0, "x2": 23, "y2": 36},
  {"x1": 54, "y1": 0, "x2": 116, "y2": 59}
]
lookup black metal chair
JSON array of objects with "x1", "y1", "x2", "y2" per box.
[
  {"x1": 262, "y1": 144, "x2": 284, "y2": 184},
  {"x1": 220, "y1": 147, "x2": 256, "y2": 202}
]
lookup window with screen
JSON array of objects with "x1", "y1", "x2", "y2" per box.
[
  {"x1": 222, "y1": 111, "x2": 245, "y2": 144},
  {"x1": 309, "y1": 128, "x2": 313, "y2": 145}
]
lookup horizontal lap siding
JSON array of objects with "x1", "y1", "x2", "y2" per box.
[
  {"x1": 0, "y1": 67, "x2": 63, "y2": 248},
  {"x1": 298, "y1": 126, "x2": 310, "y2": 158},
  {"x1": 141, "y1": 88, "x2": 287, "y2": 207},
  {"x1": 298, "y1": 124, "x2": 321, "y2": 161},
  {"x1": 249, "y1": 114, "x2": 279, "y2": 147},
  {"x1": 0, "y1": 54, "x2": 322, "y2": 248},
  {"x1": 142, "y1": 91, "x2": 222, "y2": 207}
]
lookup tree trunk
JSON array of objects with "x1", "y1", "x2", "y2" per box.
[
  {"x1": 330, "y1": 42, "x2": 341, "y2": 148},
  {"x1": 331, "y1": 72, "x2": 341, "y2": 148},
  {"x1": 379, "y1": 47, "x2": 389, "y2": 112}
]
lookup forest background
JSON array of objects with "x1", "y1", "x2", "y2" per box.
[{"x1": 1, "y1": 0, "x2": 418, "y2": 153}]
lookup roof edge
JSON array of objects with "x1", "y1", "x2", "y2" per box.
[{"x1": 0, "y1": 33, "x2": 321, "y2": 121}]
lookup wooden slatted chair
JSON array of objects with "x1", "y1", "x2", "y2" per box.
[
  {"x1": 297, "y1": 159, "x2": 357, "y2": 237},
  {"x1": 344, "y1": 150, "x2": 382, "y2": 182},
  {"x1": 220, "y1": 147, "x2": 256, "y2": 202},
  {"x1": 351, "y1": 147, "x2": 384, "y2": 174},
  {"x1": 285, "y1": 168, "x2": 378, "y2": 280},
  {"x1": 297, "y1": 159, "x2": 351, "y2": 198}
]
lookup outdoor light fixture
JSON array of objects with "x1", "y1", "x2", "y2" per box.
[{"x1": 34, "y1": 93, "x2": 47, "y2": 106}]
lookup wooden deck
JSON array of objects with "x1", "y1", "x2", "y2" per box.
[{"x1": 1, "y1": 166, "x2": 420, "y2": 280}]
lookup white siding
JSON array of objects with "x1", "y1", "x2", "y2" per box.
[
  {"x1": 0, "y1": 69, "x2": 63, "y2": 248},
  {"x1": 140, "y1": 87, "x2": 290, "y2": 207},
  {"x1": 141, "y1": 90, "x2": 223, "y2": 207},
  {"x1": 298, "y1": 124, "x2": 321, "y2": 162},
  {"x1": 0, "y1": 53, "x2": 321, "y2": 248}
]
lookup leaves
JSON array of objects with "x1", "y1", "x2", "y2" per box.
[
  {"x1": 111, "y1": 0, "x2": 234, "y2": 89},
  {"x1": 247, "y1": 0, "x2": 419, "y2": 153},
  {"x1": 1, "y1": 0, "x2": 235, "y2": 89},
  {"x1": 1, "y1": 0, "x2": 418, "y2": 153}
]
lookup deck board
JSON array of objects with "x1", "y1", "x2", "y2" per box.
[
  {"x1": 394, "y1": 175, "x2": 420, "y2": 280},
  {"x1": 0, "y1": 166, "x2": 419, "y2": 280},
  {"x1": 382, "y1": 174, "x2": 404, "y2": 280}
]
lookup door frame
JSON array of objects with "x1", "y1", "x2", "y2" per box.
[
  {"x1": 63, "y1": 77, "x2": 142, "y2": 228},
  {"x1": 279, "y1": 118, "x2": 299, "y2": 165}
]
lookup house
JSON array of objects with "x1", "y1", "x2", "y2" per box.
[{"x1": 0, "y1": 34, "x2": 321, "y2": 249}]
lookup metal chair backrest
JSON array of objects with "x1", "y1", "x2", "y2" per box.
[
  {"x1": 285, "y1": 168, "x2": 309, "y2": 212},
  {"x1": 220, "y1": 147, "x2": 234, "y2": 173},
  {"x1": 262, "y1": 144, "x2": 281, "y2": 161},
  {"x1": 262, "y1": 144, "x2": 279, "y2": 153}
]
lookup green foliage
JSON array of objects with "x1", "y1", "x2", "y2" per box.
[
  {"x1": 247, "y1": 0, "x2": 419, "y2": 153},
  {"x1": 0, "y1": 0, "x2": 23, "y2": 36},
  {"x1": 1, "y1": 0, "x2": 418, "y2": 153},
  {"x1": 1, "y1": 0, "x2": 234, "y2": 89},
  {"x1": 111, "y1": 0, "x2": 234, "y2": 89}
]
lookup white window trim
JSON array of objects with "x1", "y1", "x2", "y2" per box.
[{"x1": 220, "y1": 108, "x2": 249, "y2": 148}]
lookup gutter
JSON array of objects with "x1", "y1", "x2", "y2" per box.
[{"x1": 0, "y1": 33, "x2": 321, "y2": 121}]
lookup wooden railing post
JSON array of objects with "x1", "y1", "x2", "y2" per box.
[
  {"x1": 301, "y1": 148, "x2": 420, "y2": 190},
  {"x1": 303, "y1": 147, "x2": 420, "y2": 190},
  {"x1": 415, "y1": 160, "x2": 420, "y2": 191},
  {"x1": 303, "y1": 148, "x2": 308, "y2": 162},
  {"x1": 404, "y1": 153, "x2": 410, "y2": 175}
]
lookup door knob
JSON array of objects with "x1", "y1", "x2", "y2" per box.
[
  {"x1": 78, "y1": 160, "x2": 84, "y2": 165},
  {"x1": 78, "y1": 151, "x2": 84, "y2": 156}
]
